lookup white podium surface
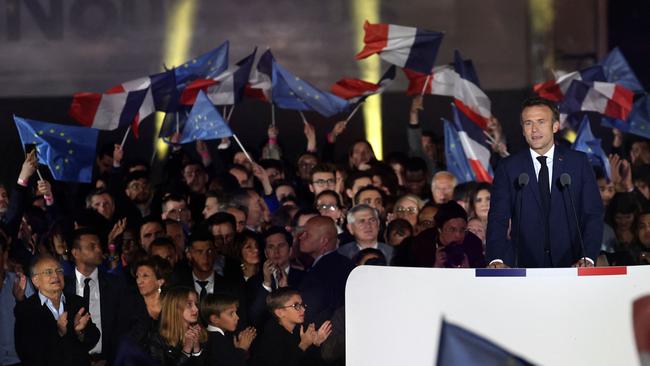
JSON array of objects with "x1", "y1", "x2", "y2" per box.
[{"x1": 345, "y1": 266, "x2": 650, "y2": 365}]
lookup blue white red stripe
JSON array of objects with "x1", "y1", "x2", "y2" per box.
[
  {"x1": 331, "y1": 65, "x2": 396, "y2": 104},
  {"x1": 559, "y1": 80, "x2": 634, "y2": 123},
  {"x1": 475, "y1": 267, "x2": 627, "y2": 277},
  {"x1": 452, "y1": 104, "x2": 493, "y2": 183},
  {"x1": 533, "y1": 65, "x2": 606, "y2": 102}
]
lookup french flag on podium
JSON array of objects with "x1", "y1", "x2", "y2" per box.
[
  {"x1": 451, "y1": 104, "x2": 493, "y2": 183},
  {"x1": 559, "y1": 80, "x2": 634, "y2": 122},
  {"x1": 355, "y1": 21, "x2": 444, "y2": 75},
  {"x1": 533, "y1": 65, "x2": 606, "y2": 102}
]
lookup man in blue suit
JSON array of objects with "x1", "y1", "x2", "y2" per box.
[{"x1": 486, "y1": 97, "x2": 603, "y2": 268}]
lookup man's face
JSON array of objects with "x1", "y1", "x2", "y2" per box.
[
  {"x1": 432, "y1": 177, "x2": 454, "y2": 204},
  {"x1": 96, "y1": 154, "x2": 113, "y2": 174},
  {"x1": 163, "y1": 200, "x2": 191, "y2": 224},
  {"x1": 417, "y1": 206, "x2": 437, "y2": 232},
  {"x1": 310, "y1": 172, "x2": 336, "y2": 195},
  {"x1": 32, "y1": 258, "x2": 65, "y2": 296},
  {"x1": 246, "y1": 191, "x2": 268, "y2": 227},
  {"x1": 183, "y1": 164, "x2": 207, "y2": 193},
  {"x1": 348, "y1": 177, "x2": 373, "y2": 199},
  {"x1": 265, "y1": 167, "x2": 283, "y2": 184},
  {"x1": 637, "y1": 214, "x2": 650, "y2": 247},
  {"x1": 125, "y1": 178, "x2": 151, "y2": 204},
  {"x1": 229, "y1": 168, "x2": 250, "y2": 188},
  {"x1": 90, "y1": 193, "x2": 115, "y2": 220},
  {"x1": 357, "y1": 189, "x2": 384, "y2": 217},
  {"x1": 72, "y1": 234, "x2": 103, "y2": 269},
  {"x1": 140, "y1": 222, "x2": 164, "y2": 251},
  {"x1": 597, "y1": 178, "x2": 616, "y2": 206},
  {"x1": 298, "y1": 221, "x2": 322, "y2": 257},
  {"x1": 521, "y1": 105, "x2": 559, "y2": 155},
  {"x1": 150, "y1": 245, "x2": 177, "y2": 267},
  {"x1": 405, "y1": 170, "x2": 426, "y2": 196},
  {"x1": 202, "y1": 197, "x2": 219, "y2": 219},
  {"x1": 421, "y1": 135, "x2": 437, "y2": 161},
  {"x1": 276, "y1": 294, "x2": 305, "y2": 326},
  {"x1": 265, "y1": 233, "x2": 291, "y2": 268},
  {"x1": 348, "y1": 210, "x2": 380, "y2": 243},
  {"x1": 438, "y1": 218, "x2": 467, "y2": 246},
  {"x1": 165, "y1": 222, "x2": 185, "y2": 257},
  {"x1": 350, "y1": 142, "x2": 373, "y2": 168},
  {"x1": 214, "y1": 304, "x2": 240, "y2": 332},
  {"x1": 227, "y1": 208, "x2": 246, "y2": 233},
  {"x1": 297, "y1": 156, "x2": 318, "y2": 181},
  {"x1": 0, "y1": 186, "x2": 8, "y2": 214},
  {"x1": 188, "y1": 240, "x2": 215, "y2": 273},
  {"x1": 233, "y1": 152, "x2": 253, "y2": 173},
  {"x1": 316, "y1": 194, "x2": 342, "y2": 222},
  {"x1": 631, "y1": 142, "x2": 650, "y2": 165},
  {"x1": 211, "y1": 222, "x2": 235, "y2": 253}
]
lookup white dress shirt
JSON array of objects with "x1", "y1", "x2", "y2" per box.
[
  {"x1": 529, "y1": 144, "x2": 555, "y2": 193},
  {"x1": 207, "y1": 325, "x2": 225, "y2": 335},
  {"x1": 75, "y1": 268, "x2": 102, "y2": 354},
  {"x1": 192, "y1": 271, "x2": 215, "y2": 295},
  {"x1": 38, "y1": 292, "x2": 66, "y2": 320}
]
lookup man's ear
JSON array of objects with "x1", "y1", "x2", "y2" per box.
[{"x1": 552, "y1": 121, "x2": 560, "y2": 133}]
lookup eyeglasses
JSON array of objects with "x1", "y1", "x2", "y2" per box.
[
  {"x1": 316, "y1": 204, "x2": 338, "y2": 211},
  {"x1": 281, "y1": 302, "x2": 307, "y2": 311},
  {"x1": 127, "y1": 182, "x2": 147, "y2": 190},
  {"x1": 396, "y1": 206, "x2": 418, "y2": 214},
  {"x1": 34, "y1": 268, "x2": 64, "y2": 277},
  {"x1": 442, "y1": 226, "x2": 468, "y2": 234},
  {"x1": 167, "y1": 208, "x2": 190, "y2": 220},
  {"x1": 312, "y1": 179, "x2": 336, "y2": 186}
]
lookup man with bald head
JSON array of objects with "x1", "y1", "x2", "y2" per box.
[
  {"x1": 14, "y1": 256, "x2": 100, "y2": 366},
  {"x1": 298, "y1": 216, "x2": 355, "y2": 326}
]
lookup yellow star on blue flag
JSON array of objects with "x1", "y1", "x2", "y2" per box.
[{"x1": 178, "y1": 91, "x2": 232, "y2": 144}]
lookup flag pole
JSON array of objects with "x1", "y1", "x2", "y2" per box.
[
  {"x1": 120, "y1": 125, "x2": 131, "y2": 148},
  {"x1": 420, "y1": 74, "x2": 432, "y2": 97},
  {"x1": 226, "y1": 105, "x2": 236, "y2": 122},
  {"x1": 27, "y1": 149, "x2": 44, "y2": 181},
  {"x1": 298, "y1": 111, "x2": 307, "y2": 124},
  {"x1": 345, "y1": 102, "x2": 364, "y2": 124},
  {"x1": 175, "y1": 112, "x2": 180, "y2": 135},
  {"x1": 232, "y1": 134, "x2": 253, "y2": 163},
  {"x1": 271, "y1": 103, "x2": 276, "y2": 127}
]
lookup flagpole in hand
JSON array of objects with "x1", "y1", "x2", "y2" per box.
[
  {"x1": 232, "y1": 134, "x2": 253, "y2": 164},
  {"x1": 420, "y1": 74, "x2": 432, "y2": 97},
  {"x1": 28, "y1": 149, "x2": 45, "y2": 181},
  {"x1": 298, "y1": 111, "x2": 307, "y2": 124},
  {"x1": 120, "y1": 126, "x2": 131, "y2": 149},
  {"x1": 345, "y1": 102, "x2": 364, "y2": 124}
]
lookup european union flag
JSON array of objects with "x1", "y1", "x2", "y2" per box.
[
  {"x1": 179, "y1": 91, "x2": 232, "y2": 144},
  {"x1": 175, "y1": 41, "x2": 229, "y2": 91},
  {"x1": 271, "y1": 61, "x2": 350, "y2": 117},
  {"x1": 572, "y1": 116, "x2": 612, "y2": 181},
  {"x1": 626, "y1": 94, "x2": 650, "y2": 139},
  {"x1": 599, "y1": 47, "x2": 644, "y2": 94},
  {"x1": 14, "y1": 116, "x2": 98, "y2": 183},
  {"x1": 151, "y1": 69, "x2": 179, "y2": 113},
  {"x1": 436, "y1": 319, "x2": 535, "y2": 366},
  {"x1": 443, "y1": 119, "x2": 475, "y2": 183}
]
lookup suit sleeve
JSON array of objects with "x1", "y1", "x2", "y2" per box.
[
  {"x1": 578, "y1": 153, "x2": 604, "y2": 261},
  {"x1": 486, "y1": 159, "x2": 513, "y2": 265}
]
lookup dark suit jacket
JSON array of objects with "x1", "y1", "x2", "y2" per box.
[
  {"x1": 487, "y1": 145, "x2": 604, "y2": 267},
  {"x1": 299, "y1": 252, "x2": 354, "y2": 327},
  {"x1": 64, "y1": 269, "x2": 125, "y2": 362},
  {"x1": 249, "y1": 320, "x2": 318, "y2": 366},
  {"x1": 14, "y1": 293, "x2": 101, "y2": 366},
  {"x1": 247, "y1": 267, "x2": 306, "y2": 329},
  {"x1": 205, "y1": 330, "x2": 247, "y2": 366}
]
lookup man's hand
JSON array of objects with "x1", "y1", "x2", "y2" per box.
[
  {"x1": 262, "y1": 260, "x2": 275, "y2": 287},
  {"x1": 108, "y1": 218, "x2": 127, "y2": 244},
  {"x1": 486, "y1": 261, "x2": 510, "y2": 269},
  {"x1": 251, "y1": 162, "x2": 273, "y2": 196},
  {"x1": 57, "y1": 311, "x2": 68, "y2": 336},
  {"x1": 409, "y1": 95, "x2": 423, "y2": 124},
  {"x1": 73, "y1": 307, "x2": 91, "y2": 335},
  {"x1": 303, "y1": 121, "x2": 317, "y2": 152},
  {"x1": 433, "y1": 247, "x2": 448, "y2": 268},
  {"x1": 299, "y1": 324, "x2": 317, "y2": 351},
  {"x1": 12, "y1": 272, "x2": 27, "y2": 301},
  {"x1": 37, "y1": 180, "x2": 53, "y2": 198},
  {"x1": 330, "y1": 121, "x2": 347, "y2": 143},
  {"x1": 19, "y1": 150, "x2": 37, "y2": 182},
  {"x1": 234, "y1": 327, "x2": 257, "y2": 351},
  {"x1": 113, "y1": 144, "x2": 123, "y2": 168},
  {"x1": 314, "y1": 320, "x2": 332, "y2": 347},
  {"x1": 572, "y1": 258, "x2": 594, "y2": 268}
]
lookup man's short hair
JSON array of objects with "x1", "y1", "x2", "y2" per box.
[
  {"x1": 345, "y1": 171, "x2": 373, "y2": 190},
  {"x1": 30, "y1": 254, "x2": 59, "y2": 277},
  {"x1": 521, "y1": 96, "x2": 560, "y2": 122},
  {"x1": 188, "y1": 229, "x2": 214, "y2": 248},
  {"x1": 309, "y1": 163, "x2": 337, "y2": 182},
  {"x1": 206, "y1": 212, "x2": 237, "y2": 231},
  {"x1": 141, "y1": 216, "x2": 164, "y2": 229},
  {"x1": 200, "y1": 293, "x2": 239, "y2": 322},
  {"x1": 148, "y1": 237, "x2": 177, "y2": 255},
  {"x1": 434, "y1": 201, "x2": 468, "y2": 228},
  {"x1": 262, "y1": 226, "x2": 293, "y2": 248},
  {"x1": 266, "y1": 287, "x2": 300, "y2": 316},
  {"x1": 347, "y1": 204, "x2": 378, "y2": 225},
  {"x1": 124, "y1": 170, "x2": 149, "y2": 187},
  {"x1": 85, "y1": 188, "x2": 113, "y2": 209},
  {"x1": 71, "y1": 227, "x2": 100, "y2": 250},
  {"x1": 354, "y1": 185, "x2": 386, "y2": 206},
  {"x1": 161, "y1": 193, "x2": 186, "y2": 212},
  {"x1": 290, "y1": 208, "x2": 320, "y2": 228},
  {"x1": 259, "y1": 159, "x2": 285, "y2": 173}
]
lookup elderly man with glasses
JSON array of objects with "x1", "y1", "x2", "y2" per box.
[{"x1": 338, "y1": 204, "x2": 394, "y2": 263}]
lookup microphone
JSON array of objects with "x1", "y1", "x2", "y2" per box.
[
  {"x1": 514, "y1": 173, "x2": 529, "y2": 267},
  {"x1": 560, "y1": 173, "x2": 587, "y2": 265}
]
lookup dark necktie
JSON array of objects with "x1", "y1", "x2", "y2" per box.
[
  {"x1": 537, "y1": 156, "x2": 552, "y2": 265},
  {"x1": 196, "y1": 280, "x2": 209, "y2": 299},
  {"x1": 83, "y1": 277, "x2": 91, "y2": 309}
]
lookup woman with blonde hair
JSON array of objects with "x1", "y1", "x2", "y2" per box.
[
  {"x1": 391, "y1": 194, "x2": 424, "y2": 228},
  {"x1": 149, "y1": 286, "x2": 207, "y2": 365}
]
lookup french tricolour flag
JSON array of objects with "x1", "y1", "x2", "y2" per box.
[
  {"x1": 559, "y1": 80, "x2": 634, "y2": 122},
  {"x1": 533, "y1": 65, "x2": 605, "y2": 102},
  {"x1": 355, "y1": 21, "x2": 443, "y2": 75},
  {"x1": 69, "y1": 77, "x2": 154, "y2": 133},
  {"x1": 452, "y1": 104, "x2": 493, "y2": 183},
  {"x1": 331, "y1": 65, "x2": 396, "y2": 104},
  {"x1": 181, "y1": 49, "x2": 257, "y2": 106},
  {"x1": 246, "y1": 49, "x2": 275, "y2": 102}
]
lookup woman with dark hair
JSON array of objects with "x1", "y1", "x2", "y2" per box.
[
  {"x1": 234, "y1": 230, "x2": 263, "y2": 282},
  {"x1": 467, "y1": 183, "x2": 492, "y2": 225},
  {"x1": 348, "y1": 140, "x2": 377, "y2": 172},
  {"x1": 605, "y1": 193, "x2": 642, "y2": 265}
]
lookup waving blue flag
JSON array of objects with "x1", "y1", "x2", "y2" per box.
[
  {"x1": 175, "y1": 41, "x2": 229, "y2": 91},
  {"x1": 437, "y1": 319, "x2": 534, "y2": 366},
  {"x1": 572, "y1": 116, "x2": 612, "y2": 181},
  {"x1": 179, "y1": 91, "x2": 232, "y2": 144},
  {"x1": 443, "y1": 119, "x2": 475, "y2": 183},
  {"x1": 14, "y1": 116, "x2": 98, "y2": 183},
  {"x1": 599, "y1": 47, "x2": 644, "y2": 93},
  {"x1": 271, "y1": 61, "x2": 350, "y2": 117}
]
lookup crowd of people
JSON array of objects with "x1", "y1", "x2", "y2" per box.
[{"x1": 0, "y1": 94, "x2": 649, "y2": 366}]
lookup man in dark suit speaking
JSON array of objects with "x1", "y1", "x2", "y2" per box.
[{"x1": 486, "y1": 97, "x2": 603, "y2": 268}]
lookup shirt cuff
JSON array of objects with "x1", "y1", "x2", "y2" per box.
[
  {"x1": 489, "y1": 259, "x2": 504, "y2": 265},
  {"x1": 262, "y1": 283, "x2": 272, "y2": 293}
]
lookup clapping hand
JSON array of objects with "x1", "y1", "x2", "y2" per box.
[
  {"x1": 73, "y1": 307, "x2": 91, "y2": 335},
  {"x1": 12, "y1": 272, "x2": 27, "y2": 301},
  {"x1": 234, "y1": 327, "x2": 257, "y2": 351},
  {"x1": 314, "y1": 320, "x2": 332, "y2": 346}
]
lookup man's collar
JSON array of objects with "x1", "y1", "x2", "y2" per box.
[
  {"x1": 192, "y1": 271, "x2": 215, "y2": 283},
  {"x1": 75, "y1": 267, "x2": 98, "y2": 284},
  {"x1": 39, "y1": 291, "x2": 65, "y2": 306},
  {"x1": 207, "y1": 325, "x2": 224, "y2": 335},
  {"x1": 529, "y1": 144, "x2": 555, "y2": 160}
]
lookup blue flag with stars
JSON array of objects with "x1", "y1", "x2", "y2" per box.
[
  {"x1": 271, "y1": 61, "x2": 350, "y2": 117},
  {"x1": 179, "y1": 91, "x2": 232, "y2": 144},
  {"x1": 14, "y1": 116, "x2": 98, "y2": 183},
  {"x1": 175, "y1": 41, "x2": 229, "y2": 91},
  {"x1": 443, "y1": 118, "x2": 475, "y2": 183},
  {"x1": 572, "y1": 116, "x2": 612, "y2": 182}
]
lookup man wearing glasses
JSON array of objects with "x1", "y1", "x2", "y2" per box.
[
  {"x1": 308, "y1": 163, "x2": 337, "y2": 197},
  {"x1": 14, "y1": 256, "x2": 100, "y2": 366},
  {"x1": 338, "y1": 204, "x2": 393, "y2": 263}
]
